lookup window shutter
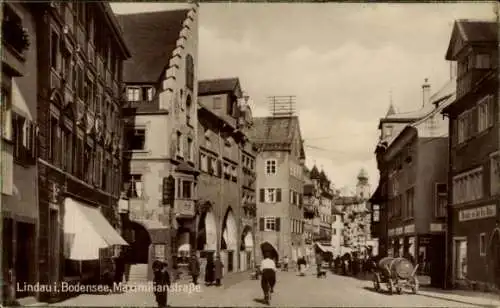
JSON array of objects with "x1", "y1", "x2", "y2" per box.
[
  {"x1": 290, "y1": 190, "x2": 293, "y2": 203},
  {"x1": 199, "y1": 152, "x2": 202, "y2": 170},
  {"x1": 276, "y1": 218, "x2": 281, "y2": 232},
  {"x1": 259, "y1": 218, "x2": 264, "y2": 231},
  {"x1": 276, "y1": 189, "x2": 282, "y2": 202},
  {"x1": 302, "y1": 221, "x2": 305, "y2": 233},
  {"x1": 299, "y1": 194, "x2": 303, "y2": 206},
  {"x1": 259, "y1": 189, "x2": 265, "y2": 202}
]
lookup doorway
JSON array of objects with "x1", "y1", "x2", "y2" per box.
[
  {"x1": 129, "y1": 222, "x2": 151, "y2": 264},
  {"x1": 15, "y1": 222, "x2": 36, "y2": 298}
]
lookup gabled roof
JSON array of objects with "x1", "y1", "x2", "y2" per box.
[
  {"x1": 310, "y1": 165, "x2": 320, "y2": 179},
  {"x1": 117, "y1": 9, "x2": 189, "y2": 83},
  {"x1": 199, "y1": 78, "x2": 241, "y2": 96},
  {"x1": 248, "y1": 116, "x2": 299, "y2": 146},
  {"x1": 445, "y1": 19, "x2": 498, "y2": 61}
]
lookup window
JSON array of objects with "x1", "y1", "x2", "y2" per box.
[
  {"x1": 176, "y1": 131, "x2": 182, "y2": 156},
  {"x1": 333, "y1": 229, "x2": 337, "y2": 236},
  {"x1": 1, "y1": 88, "x2": 12, "y2": 140},
  {"x1": 265, "y1": 159, "x2": 277, "y2": 175},
  {"x1": 491, "y1": 151, "x2": 500, "y2": 196},
  {"x1": 49, "y1": 113, "x2": 60, "y2": 166},
  {"x1": 231, "y1": 165, "x2": 237, "y2": 181},
  {"x1": 478, "y1": 95, "x2": 493, "y2": 132},
  {"x1": 125, "y1": 128, "x2": 145, "y2": 151},
  {"x1": 457, "y1": 110, "x2": 474, "y2": 144},
  {"x1": 83, "y1": 143, "x2": 93, "y2": 183},
  {"x1": 373, "y1": 205, "x2": 380, "y2": 222},
  {"x1": 435, "y1": 183, "x2": 447, "y2": 217},
  {"x1": 476, "y1": 54, "x2": 491, "y2": 69},
  {"x1": 213, "y1": 97, "x2": 222, "y2": 109},
  {"x1": 50, "y1": 30, "x2": 61, "y2": 72},
  {"x1": 126, "y1": 87, "x2": 140, "y2": 102},
  {"x1": 260, "y1": 188, "x2": 281, "y2": 203},
  {"x1": 181, "y1": 180, "x2": 192, "y2": 199},
  {"x1": 186, "y1": 95, "x2": 192, "y2": 125},
  {"x1": 127, "y1": 174, "x2": 143, "y2": 198},
  {"x1": 61, "y1": 124, "x2": 73, "y2": 173},
  {"x1": 384, "y1": 125, "x2": 393, "y2": 138},
  {"x1": 200, "y1": 153, "x2": 208, "y2": 172},
  {"x1": 264, "y1": 217, "x2": 276, "y2": 231},
  {"x1": 453, "y1": 168, "x2": 483, "y2": 204},
  {"x1": 479, "y1": 233, "x2": 486, "y2": 256},
  {"x1": 186, "y1": 54, "x2": 194, "y2": 91},
  {"x1": 187, "y1": 138, "x2": 193, "y2": 161},
  {"x1": 75, "y1": 131, "x2": 84, "y2": 178},
  {"x1": 406, "y1": 188, "x2": 415, "y2": 218},
  {"x1": 103, "y1": 157, "x2": 111, "y2": 192}
]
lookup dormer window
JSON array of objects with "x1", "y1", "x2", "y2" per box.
[
  {"x1": 126, "y1": 86, "x2": 155, "y2": 102},
  {"x1": 475, "y1": 53, "x2": 491, "y2": 69}
]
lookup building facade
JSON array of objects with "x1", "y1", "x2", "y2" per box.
[
  {"x1": 442, "y1": 19, "x2": 499, "y2": 289},
  {"x1": 2, "y1": 3, "x2": 39, "y2": 304},
  {"x1": 118, "y1": 6, "x2": 199, "y2": 276},
  {"x1": 303, "y1": 167, "x2": 321, "y2": 262},
  {"x1": 34, "y1": 2, "x2": 130, "y2": 302},
  {"x1": 196, "y1": 77, "x2": 257, "y2": 274},
  {"x1": 249, "y1": 111, "x2": 306, "y2": 263}
]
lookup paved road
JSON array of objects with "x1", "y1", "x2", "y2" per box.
[{"x1": 49, "y1": 269, "x2": 500, "y2": 307}]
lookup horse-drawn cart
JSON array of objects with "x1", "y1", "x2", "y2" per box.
[{"x1": 372, "y1": 257, "x2": 419, "y2": 295}]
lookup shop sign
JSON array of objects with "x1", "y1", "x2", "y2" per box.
[
  {"x1": 430, "y1": 223, "x2": 444, "y2": 232},
  {"x1": 458, "y1": 205, "x2": 496, "y2": 222},
  {"x1": 419, "y1": 236, "x2": 431, "y2": 245},
  {"x1": 395, "y1": 227, "x2": 403, "y2": 235},
  {"x1": 404, "y1": 224, "x2": 415, "y2": 234}
]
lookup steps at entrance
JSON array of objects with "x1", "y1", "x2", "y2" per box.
[{"x1": 128, "y1": 264, "x2": 149, "y2": 283}]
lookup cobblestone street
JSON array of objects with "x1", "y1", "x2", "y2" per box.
[{"x1": 47, "y1": 268, "x2": 500, "y2": 307}]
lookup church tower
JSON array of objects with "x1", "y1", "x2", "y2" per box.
[{"x1": 356, "y1": 168, "x2": 371, "y2": 200}]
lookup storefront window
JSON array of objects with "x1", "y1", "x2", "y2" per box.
[{"x1": 454, "y1": 239, "x2": 467, "y2": 280}]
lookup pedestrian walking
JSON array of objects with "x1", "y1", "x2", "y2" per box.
[
  {"x1": 189, "y1": 253, "x2": 200, "y2": 285},
  {"x1": 205, "y1": 254, "x2": 215, "y2": 286},
  {"x1": 152, "y1": 260, "x2": 171, "y2": 308},
  {"x1": 282, "y1": 256, "x2": 289, "y2": 271},
  {"x1": 214, "y1": 255, "x2": 224, "y2": 286}
]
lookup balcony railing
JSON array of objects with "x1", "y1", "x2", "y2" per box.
[{"x1": 174, "y1": 199, "x2": 195, "y2": 218}]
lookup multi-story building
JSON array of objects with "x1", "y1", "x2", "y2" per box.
[
  {"x1": 337, "y1": 195, "x2": 371, "y2": 255},
  {"x1": 330, "y1": 204, "x2": 344, "y2": 257},
  {"x1": 1, "y1": 3, "x2": 39, "y2": 304},
  {"x1": 34, "y1": 2, "x2": 130, "y2": 302},
  {"x1": 303, "y1": 166, "x2": 321, "y2": 261},
  {"x1": 442, "y1": 19, "x2": 499, "y2": 290},
  {"x1": 309, "y1": 167, "x2": 334, "y2": 245},
  {"x1": 376, "y1": 77, "x2": 456, "y2": 288},
  {"x1": 371, "y1": 81, "x2": 447, "y2": 259},
  {"x1": 196, "y1": 77, "x2": 257, "y2": 275},
  {"x1": 117, "y1": 6, "x2": 199, "y2": 277},
  {"x1": 249, "y1": 99, "x2": 306, "y2": 263}
]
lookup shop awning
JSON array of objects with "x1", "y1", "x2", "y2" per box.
[
  {"x1": 64, "y1": 198, "x2": 128, "y2": 261},
  {"x1": 315, "y1": 242, "x2": 335, "y2": 253}
]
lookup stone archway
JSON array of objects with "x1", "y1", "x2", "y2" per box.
[
  {"x1": 221, "y1": 208, "x2": 238, "y2": 251},
  {"x1": 196, "y1": 208, "x2": 217, "y2": 252},
  {"x1": 221, "y1": 208, "x2": 238, "y2": 272},
  {"x1": 240, "y1": 225, "x2": 254, "y2": 271}
]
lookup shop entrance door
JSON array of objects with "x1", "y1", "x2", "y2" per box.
[
  {"x1": 15, "y1": 222, "x2": 36, "y2": 298},
  {"x1": 429, "y1": 234, "x2": 446, "y2": 288}
]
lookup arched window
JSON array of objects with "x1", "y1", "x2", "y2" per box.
[{"x1": 186, "y1": 54, "x2": 194, "y2": 91}]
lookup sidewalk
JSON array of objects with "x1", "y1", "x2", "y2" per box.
[{"x1": 419, "y1": 287, "x2": 500, "y2": 307}]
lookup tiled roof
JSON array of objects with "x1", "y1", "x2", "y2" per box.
[
  {"x1": 116, "y1": 9, "x2": 189, "y2": 83},
  {"x1": 199, "y1": 78, "x2": 240, "y2": 95},
  {"x1": 248, "y1": 116, "x2": 299, "y2": 145},
  {"x1": 457, "y1": 19, "x2": 498, "y2": 43}
]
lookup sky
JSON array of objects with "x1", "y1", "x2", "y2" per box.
[{"x1": 111, "y1": 2, "x2": 496, "y2": 195}]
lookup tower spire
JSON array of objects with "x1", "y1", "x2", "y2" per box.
[{"x1": 386, "y1": 90, "x2": 396, "y2": 117}]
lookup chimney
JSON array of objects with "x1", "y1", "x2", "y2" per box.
[{"x1": 422, "y1": 78, "x2": 430, "y2": 106}]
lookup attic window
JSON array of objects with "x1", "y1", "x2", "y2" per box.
[{"x1": 224, "y1": 137, "x2": 232, "y2": 147}]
